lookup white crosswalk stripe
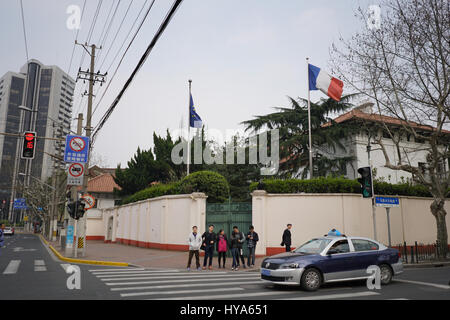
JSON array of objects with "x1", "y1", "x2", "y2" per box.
[
  {"x1": 3, "y1": 260, "x2": 21, "y2": 274},
  {"x1": 156, "y1": 291, "x2": 289, "y2": 300},
  {"x1": 34, "y1": 260, "x2": 47, "y2": 272},
  {"x1": 122, "y1": 287, "x2": 245, "y2": 298},
  {"x1": 279, "y1": 291, "x2": 380, "y2": 300},
  {"x1": 94, "y1": 271, "x2": 228, "y2": 278}
]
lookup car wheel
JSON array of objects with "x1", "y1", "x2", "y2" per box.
[
  {"x1": 301, "y1": 268, "x2": 322, "y2": 291},
  {"x1": 379, "y1": 264, "x2": 393, "y2": 285}
]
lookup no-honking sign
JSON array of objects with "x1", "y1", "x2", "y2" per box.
[{"x1": 67, "y1": 163, "x2": 84, "y2": 186}]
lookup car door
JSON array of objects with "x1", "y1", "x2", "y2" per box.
[
  {"x1": 350, "y1": 238, "x2": 381, "y2": 277},
  {"x1": 320, "y1": 239, "x2": 359, "y2": 281}
]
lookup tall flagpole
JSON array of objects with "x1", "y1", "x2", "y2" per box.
[
  {"x1": 307, "y1": 58, "x2": 313, "y2": 179},
  {"x1": 187, "y1": 79, "x2": 192, "y2": 176}
]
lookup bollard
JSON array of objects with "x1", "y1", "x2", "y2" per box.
[
  {"x1": 403, "y1": 241, "x2": 408, "y2": 264},
  {"x1": 414, "y1": 241, "x2": 419, "y2": 263},
  {"x1": 410, "y1": 245, "x2": 415, "y2": 263}
]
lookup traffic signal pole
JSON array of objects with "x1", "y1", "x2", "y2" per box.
[{"x1": 367, "y1": 140, "x2": 377, "y2": 241}]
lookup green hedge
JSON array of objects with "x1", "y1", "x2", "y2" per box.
[
  {"x1": 179, "y1": 170, "x2": 230, "y2": 203},
  {"x1": 249, "y1": 177, "x2": 449, "y2": 198},
  {"x1": 122, "y1": 182, "x2": 180, "y2": 205},
  {"x1": 121, "y1": 171, "x2": 230, "y2": 205}
]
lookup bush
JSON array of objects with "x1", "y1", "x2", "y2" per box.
[
  {"x1": 122, "y1": 182, "x2": 180, "y2": 205},
  {"x1": 250, "y1": 177, "x2": 448, "y2": 198},
  {"x1": 179, "y1": 170, "x2": 230, "y2": 203}
]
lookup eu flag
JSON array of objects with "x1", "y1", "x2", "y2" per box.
[{"x1": 189, "y1": 94, "x2": 202, "y2": 128}]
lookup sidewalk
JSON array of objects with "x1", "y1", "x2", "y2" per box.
[{"x1": 48, "y1": 238, "x2": 264, "y2": 270}]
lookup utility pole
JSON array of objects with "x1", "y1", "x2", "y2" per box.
[{"x1": 75, "y1": 42, "x2": 106, "y2": 257}]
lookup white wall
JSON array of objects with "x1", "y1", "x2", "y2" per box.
[
  {"x1": 252, "y1": 191, "x2": 450, "y2": 256},
  {"x1": 101, "y1": 193, "x2": 207, "y2": 250}
]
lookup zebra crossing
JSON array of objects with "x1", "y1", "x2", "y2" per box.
[
  {"x1": 1, "y1": 259, "x2": 49, "y2": 274},
  {"x1": 88, "y1": 267, "x2": 382, "y2": 300}
]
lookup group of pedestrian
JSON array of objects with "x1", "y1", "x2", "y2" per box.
[{"x1": 187, "y1": 224, "x2": 259, "y2": 271}]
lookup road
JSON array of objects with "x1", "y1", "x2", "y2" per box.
[{"x1": 0, "y1": 233, "x2": 449, "y2": 300}]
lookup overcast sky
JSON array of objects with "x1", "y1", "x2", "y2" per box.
[{"x1": 0, "y1": 0, "x2": 375, "y2": 168}]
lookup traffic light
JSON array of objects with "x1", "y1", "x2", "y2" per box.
[
  {"x1": 357, "y1": 166, "x2": 373, "y2": 198},
  {"x1": 67, "y1": 200, "x2": 86, "y2": 220},
  {"x1": 21, "y1": 131, "x2": 36, "y2": 159}
]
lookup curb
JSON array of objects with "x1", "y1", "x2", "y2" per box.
[{"x1": 39, "y1": 235, "x2": 130, "y2": 267}]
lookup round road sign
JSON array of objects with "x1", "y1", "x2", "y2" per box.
[
  {"x1": 69, "y1": 137, "x2": 86, "y2": 152},
  {"x1": 68, "y1": 163, "x2": 84, "y2": 177},
  {"x1": 82, "y1": 194, "x2": 96, "y2": 210}
]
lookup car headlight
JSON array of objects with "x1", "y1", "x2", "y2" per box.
[{"x1": 281, "y1": 263, "x2": 301, "y2": 269}]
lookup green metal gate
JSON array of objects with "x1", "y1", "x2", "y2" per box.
[{"x1": 205, "y1": 201, "x2": 252, "y2": 257}]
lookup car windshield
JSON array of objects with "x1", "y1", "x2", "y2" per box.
[{"x1": 294, "y1": 238, "x2": 332, "y2": 254}]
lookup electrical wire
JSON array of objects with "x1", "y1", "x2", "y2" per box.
[{"x1": 92, "y1": 0, "x2": 184, "y2": 143}]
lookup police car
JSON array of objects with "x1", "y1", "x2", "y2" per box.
[{"x1": 261, "y1": 229, "x2": 403, "y2": 291}]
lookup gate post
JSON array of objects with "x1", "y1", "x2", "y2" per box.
[{"x1": 252, "y1": 190, "x2": 267, "y2": 257}]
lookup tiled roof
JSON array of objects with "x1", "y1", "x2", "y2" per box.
[
  {"x1": 324, "y1": 108, "x2": 450, "y2": 134},
  {"x1": 87, "y1": 173, "x2": 121, "y2": 193}
]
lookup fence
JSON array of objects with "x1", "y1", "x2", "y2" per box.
[{"x1": 394, "y1": 241, "x2": 450, "y2": 264}]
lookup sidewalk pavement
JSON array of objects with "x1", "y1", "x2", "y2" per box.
[{"x1": 49, "y1": 239, "x2": 265, "y2": 271}]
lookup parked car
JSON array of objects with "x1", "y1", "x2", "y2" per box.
[
  {"x1": 3, "y1": 226, "x2": 14, "y2": 236},
  {"x1": 261, "y1": 235, "x2": 403, "y2": 291}
]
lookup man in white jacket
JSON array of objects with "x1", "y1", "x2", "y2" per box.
[{"x1": 187, "y1": 226, "x2": 202, "y2": 271}]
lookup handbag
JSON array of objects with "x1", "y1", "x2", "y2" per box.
[{"x1": 200, "y1": 243, "x2": 206, "y2": 251}]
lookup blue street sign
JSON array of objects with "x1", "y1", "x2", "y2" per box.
[
  {"x1": 375, "y1": 196, "x2": 400, "y2": 207},
  {"x1": 66, "y1": 225, "x2": 74, "y2": 246},
  {"x1": 64, "y1": 135, "x2": 90, "y2": 163},
  {"x1": 13, "y1": 198, "x2": 27, "y2": 209}
]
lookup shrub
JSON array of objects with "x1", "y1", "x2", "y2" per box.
[
  {"x1": 179, "y1": 170, "x2": 230, "y2": 203},
  {"x1": 250, "y1": 177, "x2": 448, "y2": 198},
  {"x1": 122, "y1": 182, "x2": 180, "y2": 205}
]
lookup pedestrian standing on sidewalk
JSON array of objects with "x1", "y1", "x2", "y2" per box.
[
  {"x1": 216, "y1": 229, "x2": 228, "y2": 269},
  {"x1": 246, "y1": 226, "x2": 259, "y2": 268},
  {"x1": 202, "y1": 224, "x2": 217, "y2": 270},
  {"x1": 187, "y1": 226, "x2": 202, "y2": 271},
  {"x1": 230, "y1": 226, "x2": 246, "y2": 271},
  {"x1": 281, "y1": 224, "x2": 292, "y2": 252}
]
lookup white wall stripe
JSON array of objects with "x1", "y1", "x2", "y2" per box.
[
  {"x1": 122, "y1": 287, "x2": 245, "y2": 298},
  {"x1": 3, "y1": 260, "x2": 21, "y2": 274}
]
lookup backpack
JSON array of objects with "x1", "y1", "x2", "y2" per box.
[{"x1": 218, "y1": 236, "x2": 227, "y2": 252}]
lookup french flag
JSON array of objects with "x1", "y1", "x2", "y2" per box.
[{"x1": 308, "y1": 64, "x2": 344, "y2": 102}]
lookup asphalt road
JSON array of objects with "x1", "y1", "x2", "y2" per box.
[{"x1": 0, "y1": 233, "x2": 449, "y2": 300}]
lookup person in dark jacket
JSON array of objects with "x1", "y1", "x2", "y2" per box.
[
  {"x1": 216, "y1": 229, "x2": 228, "y2": 268},
  {"x1": 281, "y1": 224, "x2": 292, "y2": 252},
  {"x1": 246, "y1": 226, "x2": 259, "y2": 267},
  {"x1": 202, "y1": 224, "x2": 217, "y2": 270},
  {"x1": 230, "y1": 226, "x2": 246, "y2": 271}
]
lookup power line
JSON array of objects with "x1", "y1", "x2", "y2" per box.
[
  {"x1": 90, "y1": 0, "x2": 154, "y2": 121},
  {"x1": 92, "y1": 0, "x2": 184, "y2": 143},
  {"x1": 19, "y1": 0, "x2": 29, "y2": 62}
]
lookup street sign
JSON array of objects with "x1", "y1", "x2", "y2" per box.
[
  {"x1": 24, "y1": 216, "x2": 28, "y2": 222},
  {"x1": 66, "y1": 225, "x2": 74, "y2": 248},
  {"x1": 13, "y1": 198, "x2": 27, "y2": 209},
  {"x1": 64, "y1": 135, "x2": 89, "y2": 163},
  {"x1": 82, "y1": 194, "x2": 95, "y2": 210},
  {"x1": 375, "y1": 196, "x2": 400, "y2": 207},
  {"x1": 67, "y1": 163, "x2": 84, "y2": 186}
]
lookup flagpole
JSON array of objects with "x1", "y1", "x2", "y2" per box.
[
  {"x1": 187, "y1": 79, "x2": 192, "y2": 176},
  {"x1": 307, "y1": 57, "x2": 313, "y2": 179}
]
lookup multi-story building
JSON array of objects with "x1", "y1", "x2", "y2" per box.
[{"x1": 0, "y1": 59, "x2": 75, "y2": 216}]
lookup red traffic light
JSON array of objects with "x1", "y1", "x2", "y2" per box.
[{"x1": 21, "y1": 131, "x2": 36, "y2": 159}]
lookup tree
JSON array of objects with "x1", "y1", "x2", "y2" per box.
[
  {"x1": 331, "y1": 0, "x2": 449, "y2": 257},
  {"x1": 242, "y1": 95, "x2": 358, "y2": 178}
]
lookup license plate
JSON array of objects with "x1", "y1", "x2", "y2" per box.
[{"x1": 261, "y1": 269, "x2": 271, "y2": 276}]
